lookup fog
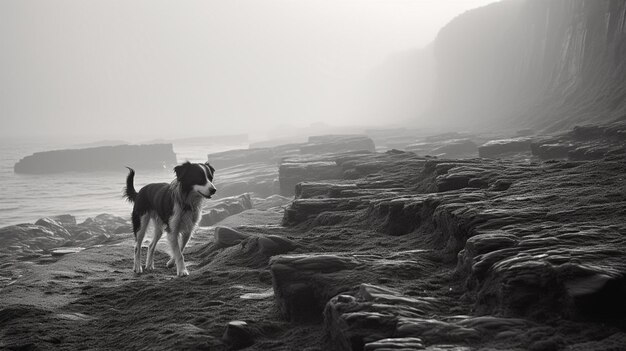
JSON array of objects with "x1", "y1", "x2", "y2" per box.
[{"x1": 1, "y1": 0, "x2": 498, "y2": 141}]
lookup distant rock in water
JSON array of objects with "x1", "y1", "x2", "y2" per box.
[
  {"x1": 71, "y1": 140, "x2": 129, "y2": 149},
  {"x1": 14, "y1": 144, "x2": 177, "y2": 174}
]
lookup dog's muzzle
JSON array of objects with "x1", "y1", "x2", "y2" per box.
[{"x1": 199, "y1": 188, "x2": 216, "y2": 199}]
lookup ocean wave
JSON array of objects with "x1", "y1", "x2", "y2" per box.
[
  {"x1": 0, "y1": 206, "x2": 20, "y2": 212},
  {"x1": 0, "y1": 141, "x2": 226, "y2": 227}
]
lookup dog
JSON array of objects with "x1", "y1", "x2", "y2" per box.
[{"x1": 124, "y1": 161, "x2": 216, "y2": 276}]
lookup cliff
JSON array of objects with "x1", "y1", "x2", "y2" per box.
[
  {"x1": 431, "y1": 0, "x2": 626, "y2": 133},
  {"x1": 14, "y1": 144, "x2": 177, "y2": 174}
]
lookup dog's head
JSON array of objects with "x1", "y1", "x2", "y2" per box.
[{"x1": 174, "y1": 161, "x2": 217, "y2": 199}]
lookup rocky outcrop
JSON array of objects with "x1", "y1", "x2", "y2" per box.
[
  {"x1": 207, "y1": 134, "x2": 376, "y2": 170},
  {"x1": 300, "y1": 135, "x2": 375, "y2": 154},
  {"x1": 279, "y1": 160, "x2": 345, "y2": 196},
  {"x1": 0, "y1": 214, "x2": 129, "y2": 266},
  {"x1": 208, "y1": 135, "x2": 377, "y2": 198},
  {"x1": 531, "y1": 121, "x2": 626, "y2": 160},
  {"x1": 431, "y1": 0, "x2": 626, "y2": 133},
  {"x1": 407, "y1": 138, "x2": 478, "y2": 159},
  {"x1": 278, "y1": 149, "x2": 420, "y2": 198},
  {"x1": 214, "y1": 162, "x2": 281, "y2": 198},
  {"x1": 195, "y1": 227, "x2": 297, "y2": 270},
  {"x1": 206, "y1": 148, "x2": 277, "y2": 170},
  {"x1": 478, "y1": 138, "x2": 532, "y2": 158},
  {"x1": 270, "y1": 252, "x2": 434, "y2": 323},
  {"x1": 325, "y1": 284, "x2": 534, "y2": 351},
  {"x1": 270, "y1": 126, "x2": 626, "y2": 350},
  {"x1": 14, "y1": 144, "x2": 177, "y2": 174},
  {"x1": 270, "y1": 254, "x2": 361, "y2": 322},
  {"x1": 222, "y1": 320, "x2": 255, "y2": 350}
]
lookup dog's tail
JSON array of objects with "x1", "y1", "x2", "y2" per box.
[{"x1": 124, "y1": 167, "x2": 138, "y2": 203}]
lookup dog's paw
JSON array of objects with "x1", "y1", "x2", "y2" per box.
[
  {"x1": 166, "y1": 258, "x2": 175, "y2": 268},
  {"x1": 177, "y1": 269, "x2": 189, "y2": 277},
  {"x1": 145, "y1": 263, "x2": 155, "y2": 271},
  {"x1": 133, "y1": 266, "x2": 143, "y2": 274}
]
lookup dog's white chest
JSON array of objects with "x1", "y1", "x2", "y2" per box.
[{"x1": 169, "y1": 204, "x2": 200, "y2": 233}]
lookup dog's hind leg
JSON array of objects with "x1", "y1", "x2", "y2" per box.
[
  {"x1": 145, "y1": 221, "x2": 163, "y2": 271},
  {"x1": 166, "y1": 256, "x2": 175, "y2": 268},
  {"x1": 133, "y1": 214, "x2": 149, "y2": 274}
]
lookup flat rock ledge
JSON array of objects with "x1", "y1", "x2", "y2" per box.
[
  {"x1": 325, "y1": 283, "x2": 532, "y2": 351},
  {"x1": 278, "y1": 145, "x2": 626, "y2": 322},
  {"x1": 270, "y1": 252, "x2": 434, "y2": 323}
]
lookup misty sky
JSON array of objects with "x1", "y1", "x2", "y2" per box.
[{"x1": 0, "y1": 0, "x2": 499, "y2": 140}]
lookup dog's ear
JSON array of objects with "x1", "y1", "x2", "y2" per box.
[
  {"x1": 174, "y1": 161, "x2": 192, "y2": 181},
  {"x1": 205, "y1": 162, "x2": 215, "y2": 175}
]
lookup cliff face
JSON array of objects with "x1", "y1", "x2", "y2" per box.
[{"x1": 431, "y1": 0, "x2": 626, "y2": 133}]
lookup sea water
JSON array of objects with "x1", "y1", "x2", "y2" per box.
[{"x1": 0, "y1": 138, "x2": 245, "y2": 227}]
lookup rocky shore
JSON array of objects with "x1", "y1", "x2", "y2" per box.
[{"x1": 1, "y1": 124, "x2": 625, "y2": 350}]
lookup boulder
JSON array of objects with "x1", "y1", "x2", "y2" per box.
[
  {"x1": 270, "y1": 254, "x2": 360, "y2": 322},
  {"x1": 257, "y1": 235, "x2": 297, "y2": 256},
  {"x1": 282, "y1": 198, "x2": 361, "y2": 226},
  {"x1": 325, "y1": 283, "x2": 533, "y2": 351},
  {"x1": 51, "y1": 214, "x2": 77, "y2": 226},
  {"x1": 0, "y1": 212, "x2": 131, "y2": 259},
  {"x1": 222, "y1": 321, "x2": 254, "y2": 350},
  {"x1": 81, "y1": 214, "x2": 129, "y2": 233},
  {"x1": 200, "y1": 193, "x2": 254, "y2": 226},
  {"x1": 279, "y1": 161, "x2": 343, "y2": 196},
  {"x1": 0, "y1": 224, "x2": 69, "y2": 250},
  {"x1": 202, "y1": 234, "x2": 297, "y2": 269},
  {"x1": 34, "y1": 218, "x2": 72, "y2": 239},
  {"x1": 270, "y1": 252, "x2": 432, "y2": 323},
  {"x1": 213, "y1": 227, "x2": 251, "y2": 248}
]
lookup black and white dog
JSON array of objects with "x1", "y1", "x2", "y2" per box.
[{"x1": 124, "y1": 161, "x2": 216, "y2": 276}]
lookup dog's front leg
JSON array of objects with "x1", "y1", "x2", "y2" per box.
[
  {"x1": 180, "y1": 227, "x2": 194, "y2": 252},
  {"x1": 167, "y1": 230, "x2": 189, "y2": 277}
]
